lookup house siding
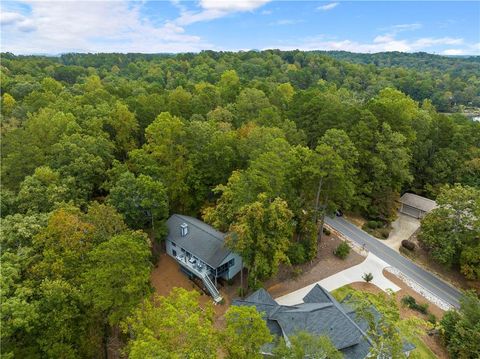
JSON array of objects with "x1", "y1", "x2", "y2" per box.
[
  {"x1": 218, "y1": 252, "x2": 242, "y2": 280},
  {"x1": 167, "y1": 239, "x2": 241, "y2": 280}
]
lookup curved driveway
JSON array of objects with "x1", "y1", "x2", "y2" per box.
[{"x1": 325, "y1": 216, "x2": 462, "y2": 308}]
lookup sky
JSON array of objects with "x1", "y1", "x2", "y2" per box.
[{"x1": 1, "y1": 0, "x2": 479, "y2": 55}]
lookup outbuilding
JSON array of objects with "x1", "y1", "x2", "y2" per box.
[{"x1": 399, "y1": 193, "x2": 437, "y2": 219}]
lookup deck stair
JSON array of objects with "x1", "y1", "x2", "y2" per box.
[{"x1": 176, "y1": 255, "x2": 223, "y2": 303}]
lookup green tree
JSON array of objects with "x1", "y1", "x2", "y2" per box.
[
  {"x1": 235, "y1": 88, "x2": 270, "y2": 126},
  {"x1": 17, "y1": 166, "x2": 77, "y2": 213},
  {"x1": 441, "y1": 291, "x2": 480, "y2": 359},
  {"x1": 2, "y1": 93, "x2": 16, "y2": 116},
  {"x1": 83, "y1": 232, "x2": 152, "y2": 325},
  {"x1": 34, "y1": 279, "x2": 83, "y2": 359},
  {"x1": 419, "y1": 184, "x2": 480, "y2": 278},
  {"x1": 123, "y1": 288, "x2": 218, "y2": 359},
  {"x1": 227, "y1": 194, "x2": 294, "y2": 287},
  {"x1": 218, "y1": 69, "x2": 241, "y2": 104},
  {"x1": 106, "y1": 101, "x2": 139, "y2": 158},
  {"x1": 272, "y1": 331, "x2": 342, "y2": 359},
  {"x1": 128, "y1": 112, "x2": 192, "y2": 212},
  {"x1": 108, "y1": 171, "x2": 168, "y2": 234},
  {"x1": 223, "y1": 305, "x2": 273, "y2": 359}
]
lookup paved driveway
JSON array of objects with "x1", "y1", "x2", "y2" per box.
[
  {"x1": 276, "y1": 253, "x2": 400, "y2": 306},
  {"x1": 325, "y1": 216, "x2": 462, "y2": 308},
  {"x1": 384, "y1": 213, "x2": 421, "y2": 252}
]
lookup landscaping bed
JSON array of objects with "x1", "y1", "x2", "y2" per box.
[{"x1": 265, "y1": 234, "x2": 365, "y2": 298}]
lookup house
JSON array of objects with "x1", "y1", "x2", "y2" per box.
[
  {"x1": 399, "y1": 193, "x2": 437, "y2": 219},
  {"x1": 233, "y1": 285, "x2": 415, "y2": 358},
  {"x1": 166, "y1": 214, "x2": 242, "y2": 303}
]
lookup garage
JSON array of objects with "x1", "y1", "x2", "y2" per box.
[{"x1": 399, "y1": 193, "x2": 437, "y2": 219}]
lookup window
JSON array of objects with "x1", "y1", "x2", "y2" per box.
[
  {"x1": 172, "y1": 242, "x2": 176, "y2": 247},
  {"x1": 172, "y1": 250, "x2": 177, "y2": 257},
  {"x1": 228, "y1": 258, "x2": 235, "y2": 267}
]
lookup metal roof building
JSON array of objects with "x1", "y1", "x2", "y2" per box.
[{"x1": 399, "y1": 193, "x2": 437, "y2": 219}]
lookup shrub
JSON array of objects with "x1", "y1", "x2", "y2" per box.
[
  {"x1": 401, "y1": 295, "x2": 429, "y2": 314},
  {"x1": 401, "y1": 240, "x2": 416, "y2": 251},
  {"x1": 427, "y1": 313, "x2": 437, "y2": 325},
  {"x1": 362, "y1": 272, "x2": 373, "y2": 282},
  {"x1": 334, "y1": 241, "x2": 351, "y2": 260},
  {"x1": 288, "y1": 243, "x2": 306, "y2": 265},
  {"x1": 366, "y1": 220, "x2": 381, "y2": 229},
  {"x1": 401, "y1": 294, "x2": 416, "y2": 307},
  {"x1": 323, "y1": 227, "x2": 331, "y2": 236},
  {"x1": 379, "y1": 228, "x2": 390, "y2": 239}
]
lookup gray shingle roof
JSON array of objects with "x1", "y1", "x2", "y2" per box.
[
  {"x1": 234, "y1": 284, "x2": 415, "y2": 359},
  {"x1": 166, "y1": 214, "x2": 231, "y2": 268},
  {"x1": 399, "y1": 193, "x2": 437, "y2": 213}
]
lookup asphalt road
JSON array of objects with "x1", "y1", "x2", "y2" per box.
[{"x1": 325, "y1": 216, "x2": 462, "y2": 308}]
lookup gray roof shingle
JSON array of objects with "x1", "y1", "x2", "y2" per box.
[
  {"x1": 234, "y1": 284, "x2": 415, "y2": 359},
  {"x1": 166, "y1": 214, "x2": 231, "y2": 268}
]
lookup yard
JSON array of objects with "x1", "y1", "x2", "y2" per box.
[
  {"x1": 150, "y1": 253, "x2": 238, "y2": 326},
  {"x1": 265, "y1": 234, "x2": 366, "y2": 298}
]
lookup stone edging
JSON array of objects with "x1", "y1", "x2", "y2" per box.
[
  {"x1": 324, "y1": 223, "x2": 368, "y2": 257},
  {"x1": 385, "y1": 266, "x2": 453, "y2": 311}
]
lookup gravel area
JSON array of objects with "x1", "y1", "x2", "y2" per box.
[{"x1": 385, "y1": 266, "x2": 453, "y2": 311}]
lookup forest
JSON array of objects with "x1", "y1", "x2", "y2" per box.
[{"x1": 1, "y1": 50, "x2": 479, "y2": 357}]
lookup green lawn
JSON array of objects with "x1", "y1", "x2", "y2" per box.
[{"x1": 410, "y1": 337, "x2": 437, "y2": 359}]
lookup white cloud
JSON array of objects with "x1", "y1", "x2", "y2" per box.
[
  {"x1": 317, "y1": 2, "x2": 339, "y2": 11},
  {"x1": 175, "y1": 0, "x2": 271, "y2": 26},
  {"x1": 1, "y1": 1, "x2": 212, "y2": 54},
  {"x1": 200, "y1": 0, "x2": 270, "y2": 12},
  {"x1": 270, "y1": 19, "x2": 303, "y2": 26},
  {"x1": 266, "y1": 34, "x2": 467, "y2": 53},
  {"x1": 387, "y1": 23, "x2": 422, "y2": 34},
  {"x1": 1, "y1": 11, "x2": 25, "y2": 25},
  {"x1": 442, "y1": 49, "x2": 465, "y2": 55}
]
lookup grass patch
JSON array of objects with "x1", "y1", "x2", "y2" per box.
[
  {"x1": 410, "y1": 337, "x2": 437, "y2": 359},
  {"x1": 331, "y1": 285, "x2": 354, "y2": 301}
]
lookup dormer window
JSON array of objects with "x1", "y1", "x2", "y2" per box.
[{"x1": 180, "y1": 223, "x2": 188, "y2": 237}]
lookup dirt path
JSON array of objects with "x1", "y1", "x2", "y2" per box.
[{"x1": 265, "y1": 235, "x2": 365, "y2": 298}]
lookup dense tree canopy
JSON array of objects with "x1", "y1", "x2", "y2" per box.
[{"x1": 1, "y1": 50, "x2": 479, "y2": 355}]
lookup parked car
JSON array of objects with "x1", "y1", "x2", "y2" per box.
[{"x1": 335, "y1": 209, "x2": 344, "y2": 217}]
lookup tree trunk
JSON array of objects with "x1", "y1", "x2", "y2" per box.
[
  {"x1": 314, "y1": 177, "x2": 323, "y2": 223},
  {"x1": 318, "y1": 192, "x2": 329, "y2": 244},
  {"x1": 240, "y1": 258, "x2": 244, "y2": 297}
]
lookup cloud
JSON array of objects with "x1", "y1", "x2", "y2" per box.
[
  {"x1": 387, "y1": 23, "x2": 422, "y2": 34},
  {"x1": 1, "y1": 10, "x2": 36, "y2": 32},
  {"x1": 317, "y1": 2, "x2": 339, "y2": 11},
  {"x1": 1, "y1": 11, "x2": 25, "y2": 25},
  {"x1": 175, "y1": 0, "x2": 271, "y2": 26},
  {"x1": 266, "y1": 34, "x2": 467, "y2": 53},
  {"x1": 270, "y1": 19, "x2": 303, "y2": 26},
  {"x1": 1, "y1": 1, "x2": 211, "y2": 54},
  {"x1": 442, "y1": 49, "x2": 465, "y2": 55}
]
